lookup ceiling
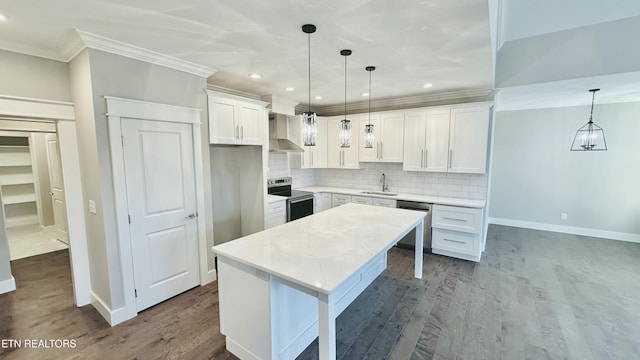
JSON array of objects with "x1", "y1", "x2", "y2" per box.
[{"x1": 0, "y1": 0, "x2": 493, "y2": 108}]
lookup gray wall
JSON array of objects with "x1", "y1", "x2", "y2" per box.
[
  {"x1": 70, "y1": 49, "x2": 211, "y2": 310},
  {"x1": 0, "y1": 49, "x2": 71, "y2": 101},
  {"x1": 489, "y1": 101, "x2": 640, "y2": 235},
  {"x1": 496, "y1": 16, "x2": 640, "y2": 88}
]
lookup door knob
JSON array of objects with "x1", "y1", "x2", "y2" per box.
[
  {"x1": 49, "y1": 192, "x2": 54, "y2": 196},
  {"x1": 185, "y1": 213, "x2": 196, "y2": 220}
]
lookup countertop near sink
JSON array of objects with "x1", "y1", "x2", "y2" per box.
[
  {"x1": 267, "y1": 194, "x2": 287, "y2": 204},
  {"x1": 296, "y1": 186, "x2": 485, "y2": 209}
]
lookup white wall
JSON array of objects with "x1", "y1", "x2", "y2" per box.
[
  {"x1": 314, "y1": 163, "x2": 488, "y2": 200},
  {"x1": 69, "y1": 48, "x2": 211, "y2": 311},
  {"x1": 267, "y1": 152, "x2": 289, "y2": 179},
  {"x1": 0, "y1": 49, "x2": 71, "y2": 101},
  {"x1": 489, "y1": 101, "x2": 640, "y2": 237}
]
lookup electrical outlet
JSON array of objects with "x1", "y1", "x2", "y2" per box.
[
  {"x1": 88, "y1": 200, "x2": 97, "y2": 215},
  {"x1": 561, "y1": 213, "x2": 567, "y2": 220}
]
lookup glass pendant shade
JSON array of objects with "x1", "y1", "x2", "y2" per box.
[
  {"x1": 571, "y1": 120, "x2": 607, "y2": 151},
  {"x1": 364, "y1": 123, "x2": 375, "y2": 148},
  {"x1": 570, "y1": 89, "x2": 607, "y2": 151},
  {"x1": 302, "y1": 111, "x2": 317, "y2": 146},
  {"x1": 339, "y1": 119, "x2": 351, "y2": 147}
]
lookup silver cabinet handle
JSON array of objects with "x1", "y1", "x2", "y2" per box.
[
  {"x1": 425, "y1": 149, "x2": 428, "y2": 168},
  {"x1": 185, "y1": 213, "x2": 196, "y2": 220},
  {"x1": 421, "y1": 149, "x2": 424, "y2": 168},
  {"x1": 380, "y1": 142, "x2": 383, "y2": 159},
  {"x1": 311, "y1": 151, "x2": 314, "y2": 166},
  {"x1": 235, "y1": 125, "x2": 239, "y2": 139},
  {"x1": 241, "y1": 125, "x2": 244, "y2": 139},
  {"x1": 449, "y1": 149, "x2": 453, "y2": 168}
]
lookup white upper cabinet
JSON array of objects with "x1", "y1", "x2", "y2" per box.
[
  {"x1": 207, "y1": 90, "x2": 267, "y2": 145},
  {"x1": 358, "y1": 112, "x2": 404, "y2": 163},
  {"x1": 402, "y1": 111, "x2": 428, "y2": 171},
  {"x1": 327, "y1": 116, "x2": 360, "y2": 169},
  {"x1": 404, "y1": 108, "x2": 451, "y2": 172},
  {"x1": 448, "y1": 105, "x2": 490, "y2": 173},
  {"x1": 403, "y1": 104, "x2": 490, "y2": 174}
]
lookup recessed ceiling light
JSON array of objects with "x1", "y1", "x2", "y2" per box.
[
  {"x1": 422, "y1": 83, "x2": 433, "y2": 88},
  {"x1": 248, "y1": 74, "x2": 262, "y2": 79},
  {"x1": 315, "y1": 96, "x2": 322, "y2": 100},
  {"x1": 361, "y1": 93, "x2": 369, "y2": 97},
  {"x1": 0, "y1": 12, "x2": 6, "y2": 22},
  {"x1": 284, "y1": 87, "x2": 294, "y2": 91}
]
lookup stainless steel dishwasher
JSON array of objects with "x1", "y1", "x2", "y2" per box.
[{"x1": 396, "y1": 200, "x2": 432, "y2": 252}]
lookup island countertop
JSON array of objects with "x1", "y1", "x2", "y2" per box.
[{"x1": 212, "y1": 203, "x2": 426, "y2": 295}]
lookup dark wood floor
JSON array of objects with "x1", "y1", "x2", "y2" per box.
[{"x1": 1, "y1": 225, "x2": 639, "y2": 359}]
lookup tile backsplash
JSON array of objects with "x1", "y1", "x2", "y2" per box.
[
  {"x1": 267, "y1": 152, "x2": 289, "y2": 179},
  {"x1": 313, "y1": 163, "x2": 488, "y2": 200}
]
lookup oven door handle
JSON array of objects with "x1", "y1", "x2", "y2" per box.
[{"x1": 289, "y1": 195, "x2": 314, "y2": 204}]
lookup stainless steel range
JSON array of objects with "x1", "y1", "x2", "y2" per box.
[{"x1": 267, "y1": 177, "x2": 314, "y2": 222}]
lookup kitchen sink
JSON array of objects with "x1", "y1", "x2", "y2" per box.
[{"x1": 360, "y1": 191, "x2": 398, "y2": 196}]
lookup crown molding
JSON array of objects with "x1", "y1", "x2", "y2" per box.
[
  {"x1": 299, "y1": 88, "x2": 495, "y2": 116},
  {"x1": 67, "y1": 30, "x2": 216, "y2": 78},
  {"x1": 206, "y1": 84, "x2": 262, "y2": 101}
]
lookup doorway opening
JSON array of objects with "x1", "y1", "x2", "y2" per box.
[{"x1": 1, "y1": 127, "x2": 69, "y2": 261}]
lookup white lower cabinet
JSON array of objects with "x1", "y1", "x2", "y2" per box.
[
  {"x1": 331, "y1": 194, "x2": 352, "y2": 208},
  {"x1": 314, "y1": 192, "x2": 332, "y2": 213},
  {"x1": 431, "y1": 204, "x2": 483, "y2": 262},
  {"x1": 265, "y1": 200, "x2": 286, "y2": 229},
  {"x1": 371, "y1": 198, "x2": 396, "y2": 208},
  {"x1": 350, "y1": 195, "x2": 373, "y2": 205}
]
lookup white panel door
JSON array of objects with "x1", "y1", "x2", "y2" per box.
[
  {"x1": 326, "y1": 116, "x2": 342, "y2": 168},
  {"x1": 425, "y1": 108, "x2": 451, "y2": 172},
  {"x1": 45, "y1": 133, "x2": 69, "y2": 245},
  {"x1": 449, "y1": 106, "x2": 490, "y2": 173},
  {"x1": 403, "y1": 111, "x2": 427, "y2": 171},
  {"x1": 379, "y1": 112, "x2": 404, "y2": 163},
  {"x1": 238, "y1": 102, "x2": 263, "y2": 145},
  {"x1": 209, "y1": 97, "x2": 237, "y2": 144},
  {"x1": 122, "y1": 119, "x2": 199, "y2": 311}
]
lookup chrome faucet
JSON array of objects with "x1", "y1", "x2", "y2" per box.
[{"x1": 380, "y1": 173, "x2": 389, "y2": 192}]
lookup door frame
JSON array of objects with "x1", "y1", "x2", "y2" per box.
[
  {"x1": 105, "y1": 96, "x2": 209, "y2": 321},
  {"x1": 0, "y1": 95, "x2": 90, "y2": 306}
]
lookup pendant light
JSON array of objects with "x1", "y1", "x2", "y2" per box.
[
  {"x1": 364, "y1": 66, "x2": 376, "y2": 148},
  {"x1": 339, "y1": 49, "x2": 352, "y2": 148},
  {"x1": 571, "y1": 89, "x2": 607, "y2": 151},
  {"x1": 302, "y1": 24, "x2": 317, "y2": 146}
]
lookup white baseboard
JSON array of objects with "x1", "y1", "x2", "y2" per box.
[
  {"x1": 90, "y1": 290, "x2": 135, "y2": 326},
  {"x1": 201, "y1": 268, "x2": 217, "y2": 285},
  {"x1": 0, "y1": 276, "x2": 16, "y2": 294},
  {"x1": 488, "y1": 218, "x2": 640, "y2": 244}
]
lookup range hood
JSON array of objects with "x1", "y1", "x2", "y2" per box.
[{"x1": 269, "y1": 113, "x2": 303, "y2": 153}]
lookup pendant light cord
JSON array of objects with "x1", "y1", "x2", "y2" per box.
[
  {"x1": 344, "y1": 55, "x2": 347, "y2": 118},
  {"x1": 368, "y1": 70, "x2": 371, "y2": 125},
  {"x1": 308, "y1": 32, "x2": 311, "y2": 113},
  {"x1": 588, "y1": 90, "x2": 595, "y2": 123}
]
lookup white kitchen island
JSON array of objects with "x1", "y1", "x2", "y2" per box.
[{"x1": 212, "y1": 203, "x2": 426, "y2": 360}]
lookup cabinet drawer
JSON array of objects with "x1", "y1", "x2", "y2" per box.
[
  {"x1": 351, "y1": 196, "x2": 373, "y2": 205},
  {"x1": 372, "y1": 198, "x2": 396, "y2": 208},
  {"x1": 266, "y1": 200, "x2": 286, "y2": 215},
  {"x1": 432, "y1": 228, "x2": 477, "y2": 256},
  {"x1": 432, "y1": 204, "x2": 481, "y2": 234},
  {"x1": 331, "y1": 194, "x2": 352, "y2": 207}
]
